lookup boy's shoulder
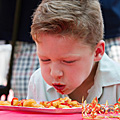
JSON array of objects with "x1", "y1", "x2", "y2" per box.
[
  {"x1": 30, "y1": 68, "x2": 42, "y2": 80},
  {"x1": 100, "y1": 53, "x2": 120, "y2": 70},
  {"x1": 97, "y1": 53, "x2": 120, "y2": 85}
]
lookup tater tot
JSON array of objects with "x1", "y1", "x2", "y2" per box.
[
  {"x1": 58, "y1": 105, "x2": 71, "y2": 108},
  {"x1": 23, "y1": 99, "x2": 37, "y2": 107},
  {"x1": 52, "y1": 100, "x2": 60, "y2": 107},
  {"x1": 13, "y1": 99, "x2": 19, "y2": 106},
  {"x1": 0, "y1": 101, "x2": 11, "y2": 106},
  {"x1": 32, "y1": 103, "x2": 45, "y2": 108}
]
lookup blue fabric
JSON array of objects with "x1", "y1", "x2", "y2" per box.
[
  {"x1": 1, "y1": 0, "x2": 119, "y2": 41},
  {"x1": 100, "y1": 0, "x2": 120, "y2": 39},
  {"x1": 0, "y1": 0, "x2": 41, "y2": 43}
]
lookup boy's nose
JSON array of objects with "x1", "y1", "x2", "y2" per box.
[{"x1": 50, "y1": 63, "x2": 63, "y2": 79}]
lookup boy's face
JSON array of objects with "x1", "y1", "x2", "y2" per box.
[{"x1": 36, "y1": 33, "x2": 96, "y2": 95}]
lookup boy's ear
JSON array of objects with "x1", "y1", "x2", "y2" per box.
[
  {"x1": 94, "y1": 40, "x2": 105, "y2": 62},
  {"x1": 32, "y1": 34, "x2": 36, "y2": 41}
]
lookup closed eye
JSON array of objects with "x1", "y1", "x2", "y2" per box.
[
  {"x1": 63, "y1": 60, "x2": 76, "y2": 64},
  {"x1": 40, "y1": 59, "x2": 51, "y2": 62}
]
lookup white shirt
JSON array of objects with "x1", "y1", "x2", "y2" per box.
[{"x1": 27, "y1": 53, "x2": 120, "y2": 104}]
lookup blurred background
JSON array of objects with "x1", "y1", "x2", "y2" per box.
[{"x1": 0, "y1": 0, "x2": 41, "y2": 101}]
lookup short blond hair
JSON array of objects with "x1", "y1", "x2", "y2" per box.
[{"x1": 31, "y1": 0, "x2": 104, "y2": 48}]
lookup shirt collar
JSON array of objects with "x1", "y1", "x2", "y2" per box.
[
  {"x1": 87, "y1": 53, "x2": 120, "y2": 102},
  {"x1": 95, "y1": 53, "x2": 120, "y2": 86},
  {"x1": 46, "y1": 83, "x2": 53, "y2": 91}
]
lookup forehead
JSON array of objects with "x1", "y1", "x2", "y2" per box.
[
  {"x1": 36, "y1": 33, "x2": 90, "y2": 51},
  {"x1": 36, "y1": 33, "x2": 85, "y2": 45},
  {"x1": 36, "y1": 33, "x2": 93, "y2": 56}
]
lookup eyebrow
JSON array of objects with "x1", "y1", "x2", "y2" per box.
[
  {"x1": 38, "y1": 54, "x2": 80, "y2": 59},
  {"x1": 61, "y1": 54, "x2": 81, "y2": 59}
]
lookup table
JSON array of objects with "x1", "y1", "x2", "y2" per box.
[{"x1": 0, "y1": 110, "x2": 83, "y2": 120}]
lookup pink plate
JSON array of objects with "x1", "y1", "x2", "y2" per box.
[{"x1": 0, "y1": 105, "x2": 82, "y2": 113}]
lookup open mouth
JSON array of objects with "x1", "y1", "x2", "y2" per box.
[{"x1": 52, "y1": 83, "x2": 66, "y2": 91}]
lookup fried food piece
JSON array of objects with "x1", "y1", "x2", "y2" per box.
[
  {"x1": 40, "y1": 101, "x2": 50, "y2": 107},
  {"x1": 0, "y1": 101, "x2": 11, "y2": 106},
  {"x1": 11, "y1": 97, "x2": 19, "y2": 106},
  {"x1": 39, "y1": 97, "x2": 81, "y2": 108},
  {"x1": 23, "y1": 99, "x2": 37, "y2": 107},
  {"x1": 32, "y1": 103, "x2": 45, "y2": 108},
  {"x1": 10, "y1": 97, "x2": 82, "y2": 109},
  {"x1": 58, "y1": 104, "x2": 71, "y2": 108},
  {"x1": 70, "y1": 100, "x2": 82, "y2": 107}
]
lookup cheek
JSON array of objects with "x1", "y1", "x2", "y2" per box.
[
  {"x1": 40, "y1": 64, "x2": 52, "y2": 85},
  {"x1": 67, "y1": 58, "x2": 94, "y2": 85},
  {"x1": 78, "y1": 59, "x2": 94, "y2": 78}
]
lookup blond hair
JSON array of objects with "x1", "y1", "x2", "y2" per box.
[{"x1": 31, "y1": 0, "x2": 104, "y2": 48}]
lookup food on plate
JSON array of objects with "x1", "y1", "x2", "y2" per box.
[
  {"x1": 22, "y1": 99, "x2": 37, "y2": 107},
  {"x1": 0, "y1": 97, "x2": 82, "y2": 109},
  {"x1": 0, "y1": 101, "x2": 11, "y2": 106},
  {"x1": 22, "y1": 99, "x2": 44, "y2": 108},
  {"x1": 40, "y1": 97, "x2": 82, "y2": 108},
  {"x1": 11, "y1": 98, "x2": 45, "y2": 108},
  {"x1": 11, "y1": 97, "x2": 19, "y2": 106}
]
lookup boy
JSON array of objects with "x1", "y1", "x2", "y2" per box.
[{"x1": 27, "y1": 0, "x2": 120, "y2": 104}]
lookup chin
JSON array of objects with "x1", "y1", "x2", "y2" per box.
[{"x1": 61, "y1": 90, "x2": 73, "y2": 95}]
